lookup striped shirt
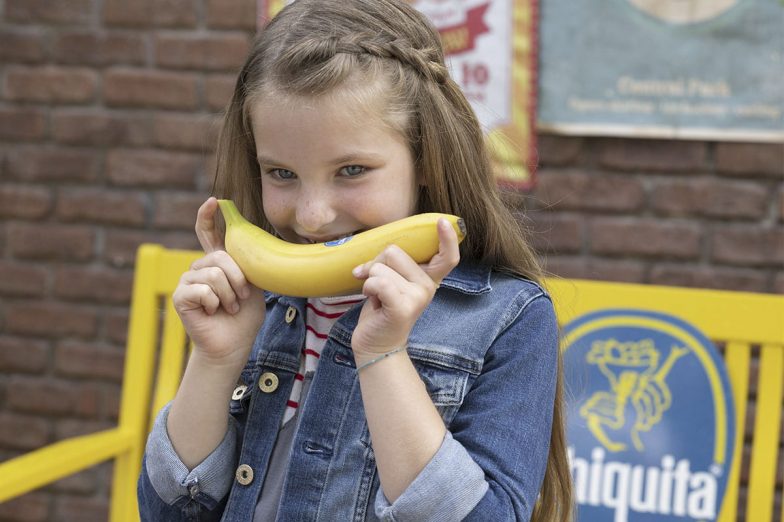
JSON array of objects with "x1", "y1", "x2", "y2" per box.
[{"x1": 282, "y1": 295, "x2": 365, "y2": 425}]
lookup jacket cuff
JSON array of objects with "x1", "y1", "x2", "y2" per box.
[
  {"x1": 374, "y1": 431, "x2": 488, "y2": 521},
  {"x1": 144, "y1": 402, "x2": 237, "y2": 506}
]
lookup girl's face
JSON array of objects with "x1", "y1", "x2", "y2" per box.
[{"x1": 250, "y1": 94, "x2": 419, "y2": 244}]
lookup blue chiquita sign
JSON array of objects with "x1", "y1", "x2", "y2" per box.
[{"x1": 563, "y1": 309, "x2": 735, "y2": 522}]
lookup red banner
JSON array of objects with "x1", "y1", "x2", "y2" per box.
[{"x1": 439, "y1": 3, "x2": 491, "y2": 56}]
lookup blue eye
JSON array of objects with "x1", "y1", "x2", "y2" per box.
[
  {"x1": 340, "y1": 165, "x2": 365, "y2": 177},
  {"x1": 270, "y1": 168, "x2": 296, "y2": 180}
]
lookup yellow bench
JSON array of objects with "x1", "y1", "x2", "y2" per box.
[{"x1": 0, "y1": 244, "x2": 781, "y2": 521}]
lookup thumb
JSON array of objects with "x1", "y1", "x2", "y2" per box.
[
  {"x1": 422, "y1": 218, "x2": 461, "y2": 283},
  {"x1": 195, "y1": 197, "x2": 225, "y2": 253}
]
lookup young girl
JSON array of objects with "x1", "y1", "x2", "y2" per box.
[{"x1": 138, "y1": 0, "x2": 572, "y2": 520}]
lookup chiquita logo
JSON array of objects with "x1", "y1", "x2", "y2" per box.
[
  {"x1": 562, "y1": 309, "x2": 735, "y2": 522},
  {"x1": 324, "y1": 236, "x2": 353, "y2": 247}
]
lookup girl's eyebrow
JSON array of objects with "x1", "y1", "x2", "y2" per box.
[
  {"x1": 328, "y1": 152, "x2": 383, "y2": 165},
  {"x1": 257, "y1": 152, "x2": 385, "y2": 166},
  {"x1": 256, "y1": 154, "x2": 284, "y2": 166}
]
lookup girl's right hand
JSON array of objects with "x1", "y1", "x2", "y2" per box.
[{"x1": 172, "y1": 197, "x2": 266, "y2": 367}]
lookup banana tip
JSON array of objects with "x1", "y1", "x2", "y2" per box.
[{"x1": 456, "y1": 218, "x2": 466, "y2": 239}]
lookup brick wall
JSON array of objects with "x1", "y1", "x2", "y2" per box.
[
  {"x1": 0, "y1": 0, "x2": 255, "y2": 520},
  {"x1": 530, "y1": 136, "x2": 783, "y2": 293},
  {"x1": 0, "y1": 0, "x2": 782, "y2": 520}
]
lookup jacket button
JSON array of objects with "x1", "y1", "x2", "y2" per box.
[
  {"x1": 235, "y1": 464, "x2": 254, "y2": 485},
  {"x1": 231, "y1": 384, "x2": 248, "y2": 400},
  {"x1": 285, "y1": 305, "x2": 297, "y2": 323},
  {"x1": 258, "y1": 372, "x2": 279, "y2": 393}
]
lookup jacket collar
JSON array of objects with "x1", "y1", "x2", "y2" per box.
[{"x1": 439, "y1": 259, "x2": 492, "y2": 294}]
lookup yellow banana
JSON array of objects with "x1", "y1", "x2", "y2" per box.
[{"x1": 217, "y1": 199, "x2": 466, "y2": 297}]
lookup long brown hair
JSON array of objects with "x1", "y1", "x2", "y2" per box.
[{"x1": 213, "y1": 0, "x2": 572, "y2": 519}]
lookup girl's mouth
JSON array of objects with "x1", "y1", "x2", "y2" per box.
[{"x1": 304, "y1": 231, "x2": 360, "y2": 244}]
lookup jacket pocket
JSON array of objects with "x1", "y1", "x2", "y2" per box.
[{"x1": 408, "y1": 352, "x2": 471, "y2": 424}]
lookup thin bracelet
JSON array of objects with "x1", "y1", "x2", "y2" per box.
[{"x1": 356, "y1": 346, "x2": 407, "y2": 372}]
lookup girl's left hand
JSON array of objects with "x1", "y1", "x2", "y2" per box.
[{"x1": 350, "y1": 218, "x2": 461, "y2": 362}]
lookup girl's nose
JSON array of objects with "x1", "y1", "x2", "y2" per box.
[{"x1": 295, "y1": 188, "x2": 336, "y2": 234}]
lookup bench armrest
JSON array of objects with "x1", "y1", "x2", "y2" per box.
[{"x1": 0, "y1": 428, "x2": 133, "y2": 502}]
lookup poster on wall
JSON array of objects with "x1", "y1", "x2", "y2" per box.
[
  {"x1": 260, "y1": 0, "x2": 538, "y2": 189},
  {"x1": 537, "y1": 0, "x2": 784, "y2": 142}
]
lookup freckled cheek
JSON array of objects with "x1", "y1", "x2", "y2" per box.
[
  {"x1": 261, "y1": 192, "x2": 291, "y2": 231},
  {"x1": 334, "y1": 204, "x2": 364, "y2": 227},
  {"x1": 356, "y1": 195, "x2": 413, "y2": 225}
]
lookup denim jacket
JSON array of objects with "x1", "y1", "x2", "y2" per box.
[{"x1": 138, "y1": 261, "x2": 559, "y2": 521}]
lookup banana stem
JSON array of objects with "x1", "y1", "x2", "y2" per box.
[{"x1": 216, "y1": 199, "x2": 245, "y2": 228}]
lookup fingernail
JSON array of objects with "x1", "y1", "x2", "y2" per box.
[
  {"x1": 352, "y1": 265, "x2": 363, "y2": 277},
  {"x1": 231, "y1": 303, "x2": 240, "y2": 314}
]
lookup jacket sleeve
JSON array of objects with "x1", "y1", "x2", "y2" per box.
[
  {"x1": 374, "y1": 293, "x2": 559, "y2": 521},
  {"x1": 373, "y1": 430, "x2": 488, "y2": 521},
  {"x1": 137, "y1": 402, "x2": 238, "y2": 521}
]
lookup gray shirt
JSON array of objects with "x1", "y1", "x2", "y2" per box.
[{"x1": 253, "y1": 372, "x2": 313, "y2": 521}]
